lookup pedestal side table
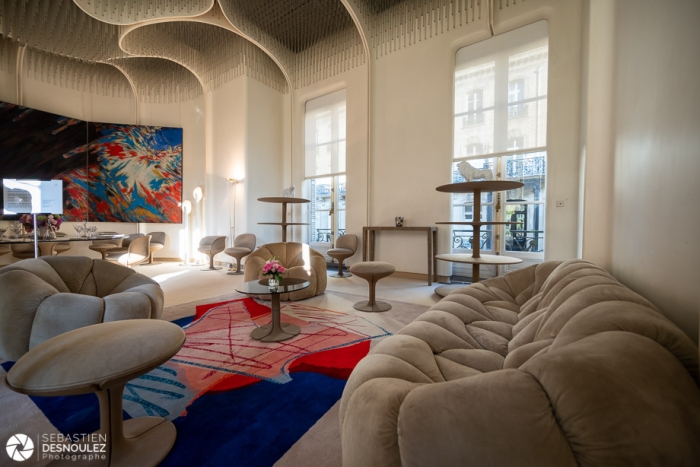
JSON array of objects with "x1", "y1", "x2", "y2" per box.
[
  {"x1": 236, "y1": 278, "x2": 310, "y2": 342},
  {"x1": 5, "y1": 320, "x2": 186, "y2": 467}
]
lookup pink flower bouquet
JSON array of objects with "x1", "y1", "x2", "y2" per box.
[
  {"x1": 18, "y1": 214, "x2": 62, "y2": 234},
  {"x1": 261, "y1": 256, "x2": 286, "y2": 283}
]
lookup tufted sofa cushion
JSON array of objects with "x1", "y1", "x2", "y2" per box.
[
  {"x1": 339, "y1": 259, "x2": 700, "y2": 466},
  {"x1": 243, "y1": 242, "x2": 327, "y2": 301},
  {"x1": 0, "y1": 256, "x2": 164, "y2": 361}
]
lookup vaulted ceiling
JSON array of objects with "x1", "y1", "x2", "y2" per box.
[{"x1": 0, "y1": 0, "x2": 487, "y2": 102}]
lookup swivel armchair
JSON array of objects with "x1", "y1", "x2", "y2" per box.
[
  {"x1": 108, "y1": 235, "x2": 152, "y2": 268},
  {"x1": 198, "y1": 236, "x2": 227, "y2": 271},
  {"x1": 327, "y1": 234, "x2": 358, "y2": 278},
  {"x1": 224, "y1": 233, "x2": 256, "y2": 275}
]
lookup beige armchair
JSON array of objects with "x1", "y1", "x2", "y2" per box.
[
  {"x1": 327, "y1": 234, "x2": 358, "y2": 278},
  {"x1": 104, "y1": 233, "x2": 145, "y2": 261},
  {"x1": 198, "y1": 236, "x2": 227, "y2": 271},
  {"x1": 243, "y1": 242, "x2": 327, "y2": 301},
  {"x1": 107, "y1": 235, "x2": 151, "y2": 268},
  {"x1": 0, "y1": 256, "x2": 164, "y2": 361},
  {"x1": 224, "y1": 233, "x2": 256, "y2": 275},
  {"x1": 89, "y1": 237, "x2": 122, "y2": 260},
  {"x1": 146, "y1": 231, "x2": 167, "y2": 264}
]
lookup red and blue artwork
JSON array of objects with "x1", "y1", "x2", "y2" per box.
[{"x1": 87, "y1": 123, "x2": 183, "y2": 223}]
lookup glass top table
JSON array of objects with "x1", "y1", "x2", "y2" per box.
[{"x1": 235, "y1": 278, "x2": 310, "y2": 342}]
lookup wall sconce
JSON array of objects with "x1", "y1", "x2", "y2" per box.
[{"x1": 227, "y1": 178, "x2": 237, "y2": 273}]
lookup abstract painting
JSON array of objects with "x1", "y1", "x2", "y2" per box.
[{"x1": 87, "y1": 123, "x2": 183, "y2": 223}]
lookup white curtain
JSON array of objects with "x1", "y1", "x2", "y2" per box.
[
  {"x1": 454, "y1": 21, "x2": 548, "y2": 159},
  {"x1": 305, "y1": 89, "x2": 346, "y2": 178}
]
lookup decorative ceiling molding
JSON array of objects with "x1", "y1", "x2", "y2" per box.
[
  {"x1": 292, "y1": 27, "x2": 365, "y2": 89},
  {"x1": 0, "y1": 0, "x2": 486, "y2": 101},
  {"x1": 217, "y1": 0, "x2": 365, "y2": 89},
  {"x1": 24, "y1": 47, "x2": 133, "y2": 98},
  {"x1": 0, "y1": 0, "x2": 126, "y2": 62},
  {"x1": 120, "y1": 20, "x2": 288, "y2": 93},
  {"x1": 349, "y1": 0, "x2": 485, "y2": 58},
  {"x1": 73, "y1": 0, "x2": 215, "y2": 25},
  {"x1": 108, "y1": 57, "x2": 203, "y2": 103}
]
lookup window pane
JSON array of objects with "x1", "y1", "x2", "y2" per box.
[
  {"x1": 309, "y1": 177, "x2": 332, "y2": 243},
  {"x1": 503, "y1": 152, "x2": 546, "y2": 202},
  {"x1": 505, "y1": 203, "x2": 545, "y2": 253},
  {"x1": 338, "y1": 140, "x2": 346, "y2": 173}
]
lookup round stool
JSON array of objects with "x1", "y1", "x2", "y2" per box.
[{"x1": 349, "y1": 261, "x2": 395, "y2": 312}]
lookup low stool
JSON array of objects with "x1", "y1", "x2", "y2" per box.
[{"x1": 348, "y1": 261, "x2": 395, "y2": 312}]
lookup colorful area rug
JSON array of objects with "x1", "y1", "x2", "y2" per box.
[{"x1": 2, "y1": 298, "x2": 390, "y2": 467}]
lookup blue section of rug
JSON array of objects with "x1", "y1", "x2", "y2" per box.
[
  {"x1": 1, "y1": 361, "x2": 130, "y2": 435},
  {"x1": 161, "y1": 372, "x2": 345, "y2": 467}
]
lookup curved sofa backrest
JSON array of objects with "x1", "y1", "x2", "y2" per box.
[
  {"x1": 234, "y1": 233, "x2": 256, "y2": 251},
  {"x1": 149, "y1": 231, "x2": 167, "y2": 246},
  {"x1": 249, "y1": 242, "x2": 324, "y2": 268},
  {"x1": 0, "y1": 257, "x2": 163, "y2": 361},
  {"x1": 122, "y1": 233, "x2": 145, "y2": 248},
  {"x1": 336, "y1": 234, "x2": 358, "y2": 252}
]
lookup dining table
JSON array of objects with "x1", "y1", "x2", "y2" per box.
[{"x1": 0, "y1": 233, "x2": 125, "y2": 258}]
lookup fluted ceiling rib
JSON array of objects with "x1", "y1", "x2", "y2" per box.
[
  {"x1": 25, "y1": 48, "x2": 133, "y2": 98},
  {"x1": 218, "y1": 0, "x2": 365, "y2": 89},
  {"x1": 350, "y1": 0, "x2": 484, "y2": 58},
  {"x1": 0, "y1": 0, "x2": 125, "y2": 62},
  {"x1": 73, "y1": 0, "x2": 214, "y2": 25},
  {"x1": 0, "y1": 0, "x2": 490, "y2": 102},
  {"x1": 120, "y1": 21, "x2": 287, "y2": 93},
  {"x1": 108, "y1": 57, "x2": 203, "y2": 102}
]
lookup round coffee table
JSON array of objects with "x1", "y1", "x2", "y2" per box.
[
  {"x1": 5, "y1": 320, "x2": 186, "y2": 467},
  {"x1": 236, "y1": 278, "x2": 310, "y2": 342}
]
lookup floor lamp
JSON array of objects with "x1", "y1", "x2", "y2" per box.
[
  {"x1": 227, "y1": 178, "x2": 237, "y2": 273},
  {"x1": 179, "y1": 200, "x2": 192, "y2": 266},
  {"x1": 191, "y1": 186, "x2": 205, "y2": 266}
]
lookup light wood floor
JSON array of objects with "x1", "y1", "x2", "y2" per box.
[{"x1": 137, "y1": 261, "x2": 442, "y2": 311}]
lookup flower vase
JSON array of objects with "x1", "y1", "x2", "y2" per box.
[
  {"x1": 268, "y1": 277, "x2": 279, "y2": 290},
  {"x1": 43, "y1": 227, "x2": 56, "y2": 240}
]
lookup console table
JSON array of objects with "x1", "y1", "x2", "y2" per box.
[
  {"x1": 435, "y1": 180, "x2": 524, "y2": 283},
  {"x1": 257, "y1": 197, "x2": 309, "y2": 242},
  {"x1": 362, "y1": 226, "x2": 437, "y2": 285}
]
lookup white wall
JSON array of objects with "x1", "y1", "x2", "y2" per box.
[
  {"x1": 245, "y1": 76, "x2": 286, "y2": 246},
  {"x1": 608, "y1": 0, "x2": 700, "y2": 341}
]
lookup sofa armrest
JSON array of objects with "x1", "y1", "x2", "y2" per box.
[{"x1": 397, "y1": 370, "x2": 575, "y2": 467}]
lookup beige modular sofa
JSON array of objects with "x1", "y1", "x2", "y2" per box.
[
  {"x1": 340, "y1": 260, "x2": 700, "y2": 466},
  {"x1": 243, "y1": 242, "x2": 327, "y2": 301},
  {"x1": 0, "y1": 256, "x2": 164, "y2": 361}
]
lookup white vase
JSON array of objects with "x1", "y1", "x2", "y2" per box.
[{"x1": 268, "y1": 277, "x2": 279, "y2": 290}]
